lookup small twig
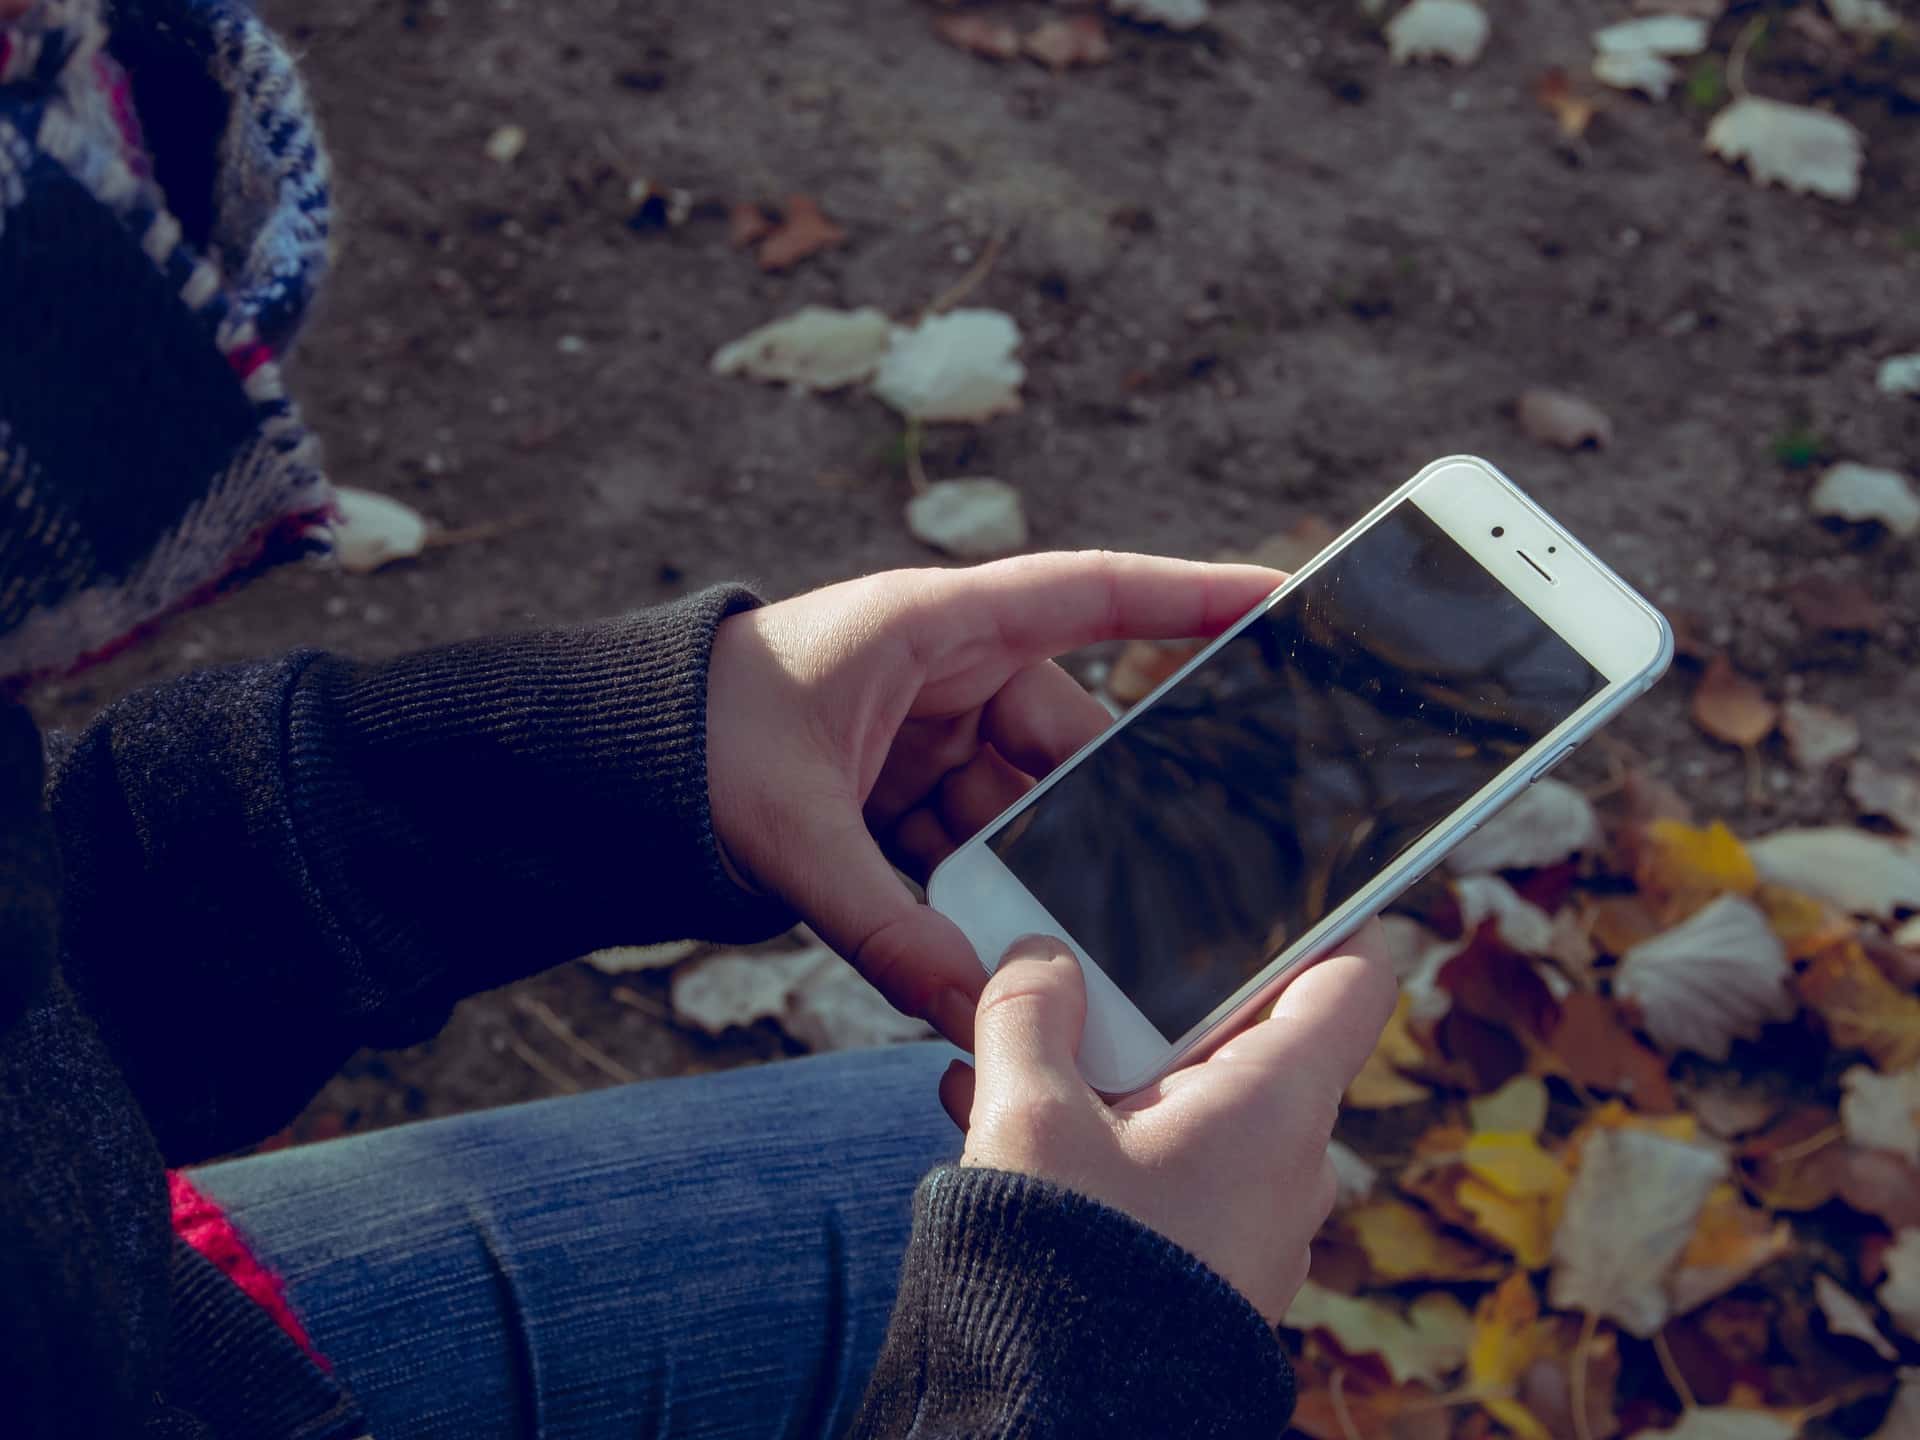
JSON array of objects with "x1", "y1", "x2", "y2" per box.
[
  {"x1": 612, "y1": 985, "x2": 674, "y2": 1023},
  {"x1": 1652, "y1": 1329, "x2": 1697, "y2": 1413},
  {"x1": 924, "y1": 228, "x2": 1011, "y2": 318},
  {"x1": 505, "y1": 1033, "x2": 582, "y2": 1094},
  {"x1": 512, "y1": 995, "x2": 639, "y2": 1085},
  {"x1": 1727, "y1": 14, "x2": 1766, "y2": 99},
  {"x1": 1571, "y1": 1310, "x2": 1601, "y2": 1440},
  {"x1": 1769, "y1": 1121, "x2": 1845, "y2": 1166},
  {"x1": 1328, "y1": 1369, "x2": 1363, "y2": 1440},
  {"x1": 903, "y1": 419, "x2": 930, "y2": 495},
  {"x1": 426, "y1": 512, "x2": 543, "y2": 552}
]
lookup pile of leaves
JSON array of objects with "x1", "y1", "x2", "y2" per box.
[{"x1": 1252, "y1": 766, "x2": 1920, "y2": 1439}]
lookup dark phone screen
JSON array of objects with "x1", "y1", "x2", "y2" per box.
[{"x1": 988, "y1": 502, "x2": 1606, "y2": 1043}]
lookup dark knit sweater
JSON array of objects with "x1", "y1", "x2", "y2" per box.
[{"x1": 0, "y1": 586, "x2": 1295, "y2": 1438}]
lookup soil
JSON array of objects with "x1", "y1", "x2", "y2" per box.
[{"x1": 34, "y1": 0, "x2": 1920, "y2": 1146}]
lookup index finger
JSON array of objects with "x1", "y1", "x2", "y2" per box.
[{"x1": 934, "y1": 552, "x2": 1285, "y2": 664}]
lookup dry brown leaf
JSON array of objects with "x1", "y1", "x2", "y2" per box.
[
  {"x1": 1667, "y1": 1184, "x2": 1793, "y2": 1315},
  {"x1": 1549, "y1": 1126, "x2": 1726, "y2": 1336},
  {"x1": 1533, "y1": 68, "x2": 1598, "y2": 139},
  {"x1": 1755, "y1": 883, "x2": 1855, "y2": 961},
  {"x1": 756, "y1": 195, "x2": 848, "y2": 272},
  {"x1": 1284, "y1": 1282, "x2": 1474, "y2": 1386},
  {"x1": 727, "y1": 201, "x2": 774, "y2": 250},
  {"x1": 1691, "y1": 658, "x2": 1777, "y2": 748},
  {"x1": 1588, "y1": 893, "x2": 1665, "y2": 958},
  {"x1": 1812, "y1": 1273, "x2": 1899, "y2": 1361},
  {"x1": 1841, "y1": 1063, "x2": 1920, "y2": 1164},
  {"x1": 1880, "y1": 1230, "x2": 1920, "y2": 1340},
  {"x1": 1107, "y1": 638, "x2": 1204, "y2": 706},
  {"x1": 1544, "y1": 992, "x2": 1677, "y2": 1111},
  {"x1": 1517, "y1": 388, "x2": 1614, "y2": 449},
  {"x1": 1781, "y1": 700, "x2": 1861, "y2": 770},
  {"x1": 1799, "y1": 942, "x2": 1920, "y2": 1069},
  {"x1": 933, "y1": 12, "x2": 1021, "y2": 61},
  {"x1": 1783, "y1": 574, "x2": 1888, "y2": 634},
  {"x1": 1290, "y1": 1376, "x2": 1445, "y2": 1440},
  {"x1": 1615, "y1": 895, "x2": 1795, "y2": 1060},
  {"x1": 1348, "y1": 1198, "x2": 1506, "y2": 1283},
  {"x1": 1850, "y1": 757, "x2": 1920, "y2": 835},
  {"x1": 1022, "y1": 15, "x2": 1112, "y2": 71}
]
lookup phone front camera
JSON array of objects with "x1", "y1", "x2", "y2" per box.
[{"x1": 1491, "y1": 525, "x2": 1506, "y2": 538}]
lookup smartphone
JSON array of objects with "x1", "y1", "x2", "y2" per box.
[{"x1": 928, "y1": 455, "x2": 1673, "y2": 1095}]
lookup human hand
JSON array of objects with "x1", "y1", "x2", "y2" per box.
[
  {"x1": 945, "y1": 931, "x2": 1395, "y2": 1324},
  {"x1": 705, "y1": 552, "x2": 1281, "y2": 1046}
]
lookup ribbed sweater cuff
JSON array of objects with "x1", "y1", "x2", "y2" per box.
[
  {"x1": 869, "y1": 1166, "x2": 1295, "y2": 1437},
  {"x1": 284, "y1": 586, "x2": 795, "y2": 1010}
]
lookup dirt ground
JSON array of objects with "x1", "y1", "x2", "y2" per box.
[{"x1": 36, "y1": 0, "x2": 1920, "y2": 1143}]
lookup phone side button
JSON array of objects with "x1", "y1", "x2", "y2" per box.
[{"x1": 1530, "y1": 743, "x2": 1577, "y2": 784}]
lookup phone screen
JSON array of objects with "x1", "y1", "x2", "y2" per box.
[{"x1": 987, "y1": 501, "x2": 1607, "y2": 1043}]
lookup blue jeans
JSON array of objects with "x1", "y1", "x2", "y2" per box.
[{"x1": 194, "y1": 1043, "x2": 962, "y2": 1440}]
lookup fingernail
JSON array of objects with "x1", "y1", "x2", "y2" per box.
[
  {"x1": 932, "y1": 987, "x2": 977, "y2": 1041},
  {"x1": 1003, "y1": 933, "x2": 1069, "y2": 966}
]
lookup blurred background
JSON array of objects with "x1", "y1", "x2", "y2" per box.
[{"x1": 31, "y1": 0, "x2": 1917, "y2": 1146}]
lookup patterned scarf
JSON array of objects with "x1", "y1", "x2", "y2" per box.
[{"x1": 0, "y1": 0, "x2": 334, "y2": 689}]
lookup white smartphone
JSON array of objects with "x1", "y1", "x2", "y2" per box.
[{"x1": 928, "y1": 455, "x2": 1674, "y2": 1095}]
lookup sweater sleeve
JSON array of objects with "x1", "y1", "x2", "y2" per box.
[
  {"x1": 47, "y1": 585, "x2": 793, "y2": 1164},
  {"x1": 851, "y1": 1167, "x2": 1297, "y2": 1439}
]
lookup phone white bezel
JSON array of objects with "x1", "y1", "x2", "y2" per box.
[{"x1": 927, "y1": 455, "x2": 1675, "y2": 1096}]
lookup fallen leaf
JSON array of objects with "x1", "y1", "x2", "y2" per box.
[
  {"x1": 1706, "y1": 97, "x2": 1865, "y2": 203},
  {"x1": 1842, "y1": 1063, "x2": 1920, "y2": 1164},
  {"x1": 1668, "y1": 1184, "x2": 1793, "y2": 1315},
  {"x1": 670, "y1": 947, "x2": 832, "y2": 1035},
  {"x1": 1691, "y1": 658, "x2": 1777, "y2": 748},
  {"x1": 1329, "y1": 1139, "x2": 1379, "y2": 1209},
  {"x1": 905, "y1": 478, "x2": 1029, "y2": 560},
  {"x1": 1460, "y1": 1177, "x2": 1557, "y2": 1269},
  {"x1": 1518, "y1": 1329, "x2": 1621, "y2": 1440},
  {"x1": 1550, "y1": 1127, "x2": 1726, "y2": 1336},
  {"x1": 1740, "y1": 1105, "x2": 1847, "y2": 1211},
  {"x1": 1439, "y1": 926, "x2": 1562, "y2": 1041},
  {"x1": 727, "y1": 201, "x2": 774, "y2": 249},
  {"x1": 1110, "y1": 0, "x2": 1212, "y2": 30},
  {"x1": 1470, "y1": 1076, "x2": 1550, "y2": 1137},
  {"x1": 1285, "y1": 1282, "x2": 1475, "y2": 1385},
  {"x1": 1348, "y1": 1198, "x2": 1506, "y2": 1283},
  {"x1": 1751, "y1": 827, "x2": 1920, "y2": 919},
  {"x1": 1639, "y1": 1410, "x2": 1799, "y2": 1440},
  {"x1": 782, "y1": 960, "x2": 934, "y2": 1051},
  {"x1": 1464, "y1": 1132, "x2": 1568, "y2": 1200},
  {"x1": 1534, "y1": 68, "x2": 1598, "y2": 138},
  {"x1": 1826, "y1": 0, "x2": 1901, "y2": 40},
  {"x1": 1871, "y1": 1372, "x2": 1920, "y2": 1440},
  {"x1": 1593, "y1": 49, "x2": 1679, "y2": 99},
  {"x1": 1680, "y1": 1075, "x2": 1782, "y2": 1141},
  {"x1": 1850, "y1": 758, "x2": 1920, "y2": 835},
  {"x1": 1517, "y1": 389, "x2": 1614, "y2": 450},
  {"x1": 1454, "y1": 875, "x2": 1560, "y2": 957},
  {"x1": 1468, "y1": 1275, "x2": 1561, "y2": 1440},
  {"x1": 1781, "y1": 701, "x2": 1862, "y2": 771},
  {"x1": 1022, "y1": 15, "x2": 1112, "y2": 71},
  {"x1": 1811, "y1": 462, "x2": 1920, "y2": 537},
  {"x1": 1545, "y1": 992, "x2": 1678, "y2": 1112},
  {"x1": 484, "y1": 123, "x2": 526, "y2": 165},
  {"x1": 1636, "y1": 820, "x2": 1759, "y2": 900},
  {"x1": 710, "y1": 305, "x2": 893, "y2": 391},
  {"x1": 1593, "y1": 14, "x2": 1711, "y2": 54},
  {"x1": 1880, "y1": 1231, "x2": 1920, "y2": 1340},
  {"x1": 582, "y1": 940, "x2": 699, "y2": 975},
  {"x1": 1801, "y1": 944, "x2": 1920, "y2": 1067},
  {"x1": 1449, "y1": 778, "x2": 1602, "y2": 874},
  {"x1": 329, "y1": 488, "x2": 430, "y2": 574},
  {"x1": 1346, "y1": 993, "x2": 1437, "y2": 1108},
  {"x1": 1589, "y1": 893, "x2": 1666, "y2": 957},
  {"x1": 872, "y1": 309, "x2": 1026, "y2": 423},
  {"x1": 756, "y1": 195, "x2": 848, "y2": 273},
  {"x1": 1107, "y1": 638, "x2": 1204, "y2": 706},
  {"x1": 1385, "y1": 0, "x2": 1490, "y2": 65},
  {"x1": 1783, "y1": 575, "x2": 1888, "y2": 634},
  {"x1": 1289, "y1": 1376, "x2": 1442, "y2": 1440},
  {"x1": 1840, "y1": 1148, "x2": 1920, "y2": 1230},
  {"x1": 1813, "y1": 1273, "x2": 1899, "y2": 1361},
  {"x1": 1615, "y1": 895, "x2": 1794, "y2": 1060},
  {"x1": 933, "y1": 12, "x2": 1021, "y2": 61},
  {"x1": 1878, "y1": 354, "x2": 1920, "y2": 397}
]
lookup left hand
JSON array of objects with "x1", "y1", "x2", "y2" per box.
[{"x1": 705, "y1": 552, "x2": 1283, "y2": 1048}]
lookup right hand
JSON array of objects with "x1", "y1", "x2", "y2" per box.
[{"x1": 945, "y1": 932, "x2": 1396, "y2": 1324}]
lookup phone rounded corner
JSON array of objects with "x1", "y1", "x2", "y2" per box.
[
  {"x1": 1643, "y1": 607, "x2": 1678, "y2": 686},
  {"x1": 924, "y1": 853, "x2": 958, "y2": 916},
  {"x1": 1083, "y1": 1052, "x2": 1163, "y2": 1100}
]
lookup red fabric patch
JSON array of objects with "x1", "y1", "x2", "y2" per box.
[{"x1": 167, "y1": 1170, "x2": 329, "y2": 1369}]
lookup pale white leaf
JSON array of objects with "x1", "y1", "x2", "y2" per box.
[
  {"x1": 1385, "y1": 0, "x2": 1489, "y2": 65},
  {"x1": 1549, "y1": 1127, "x2": 1726, "y2": 1337},
  {"x1": 710, "y1": 305, "x2": 893, "y2": 391},
  {"x1": 582, "y1": 940, "x2": 700, "y2": 975},
  {"x1": 1283, "y1": 1283, "x2": 1472, "y2": 1385},
  {"x1": 1781, "y1": 699, "x2": 1861, "y2": 770},
  {"x1": 1615, "y1": 894, "x2": 1795, "y2": 1060},
  {"x1": 1880, "y1": 1230, "x2": 1920, "y2": 1341},
  {"x1": 1109, "y1": 0, "x2": 1211, "y2": 31},
  {"x1": 1842, "y1": 1064, "x2": 1920, "y2": 1165},
  {"x1": 1850, "y1": 758, "x2": 1920, "y2": 835},
  {"x1": 1593, "y1": 15, "x2": 1710, "y2": 55},
  {"x1": 670, "y1": 947, "x2": 831, "y2": 1036},
  {"x1": 1814, "y1": 1272, "x2": 1900, "y2": 1361},
  {"x1": 1469, "y1": 1075, "x2": 1550, "y2": 1137},
  {"x1": 782, "y1": 962, "x2": 933, "y2": 1051},
  {"x1": 905, "y1": 478, "x2": 1029, "y2": 560},
  {"x1": 1594, "y1": 50, "x2": 1679, "y2": 99},
  {"x1": 1517, "y1": 388, "x2": 1615, "y2": 449},
  {"x1": 329, "y1": 488, "x2": 429, "y2": 574},
  {"x1": 1328, "y1": 1139, "x2": 1378, "y2": 1208},
  {"x1": 1811, "y1": 462, "x2": 1920, "y2": 537},
  {"x1": 1878, "y1": 354, "x2": 1920, "y2": 397},
  {"x1": 1447, "y1": 778, "x2": 1602, "y2": 874},
  {"x1": 1706, "y1": 97, "x2": 1865, "y2": 203},
  {"x1": 1872, "y1": 1371, "x2": 1920, "y2": 1440},
  {"x1": 872, "y1": 309, "x2": 1025, "y2": 423},
  {"x1": 1827, "y1": 0, "x2": 1901, "y2": 38},
  {"x1": 1639, "y1": 1410, "x2": 1799, "y2": 1440},
  {"x1": 1378, "y1": 913, "x2": 1446, "y2": 982},
  {"x1": 1454, "y1": 874, "x2": 1558, "y2": 955},
  {"x1": 1749, "y1": 826, "x2": 1920, "y2": 918}
]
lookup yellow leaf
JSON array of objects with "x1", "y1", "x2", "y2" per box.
[
  {"x1": 1346, "y1": 993, "x2": 1434, "y2": 1109},
  {"x1": 1667, "y1": 1184, "x2": 1794, "y2": 1314},
  {"x1": 1459, "y1": 1176, "x2": 1554, "y2": 1268},
  {"x1": 1347, "y1": 1198, "x2": 1505, "y2": 1283},
  {"x1": 1283, "y1": 1281, "x2": 1473, "y2": 1386},
  {"x1": 1468, "y1": 1275, "x2": 1559, "y2": 1440},
  {"x1": 1640, "y1": 819, "x2": 1758, "y2": 897},
  {"x1": 1469, "y1": 1075, "x2": 1550, "y2": 1137},
  {"x1": 1799, "y1": 942, "x2": 1920, "y2": 1071},
  {"x1": 1755, "y1": 883, "x2": 1852, "y2": 959},
  {"x1": 1464, "y1": 1132, "x2": 1569, "y2": 1200}
]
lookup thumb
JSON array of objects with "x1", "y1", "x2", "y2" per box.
[{"x1": 971, "y1": 935, "x2": 1088, "y2": 1116}]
